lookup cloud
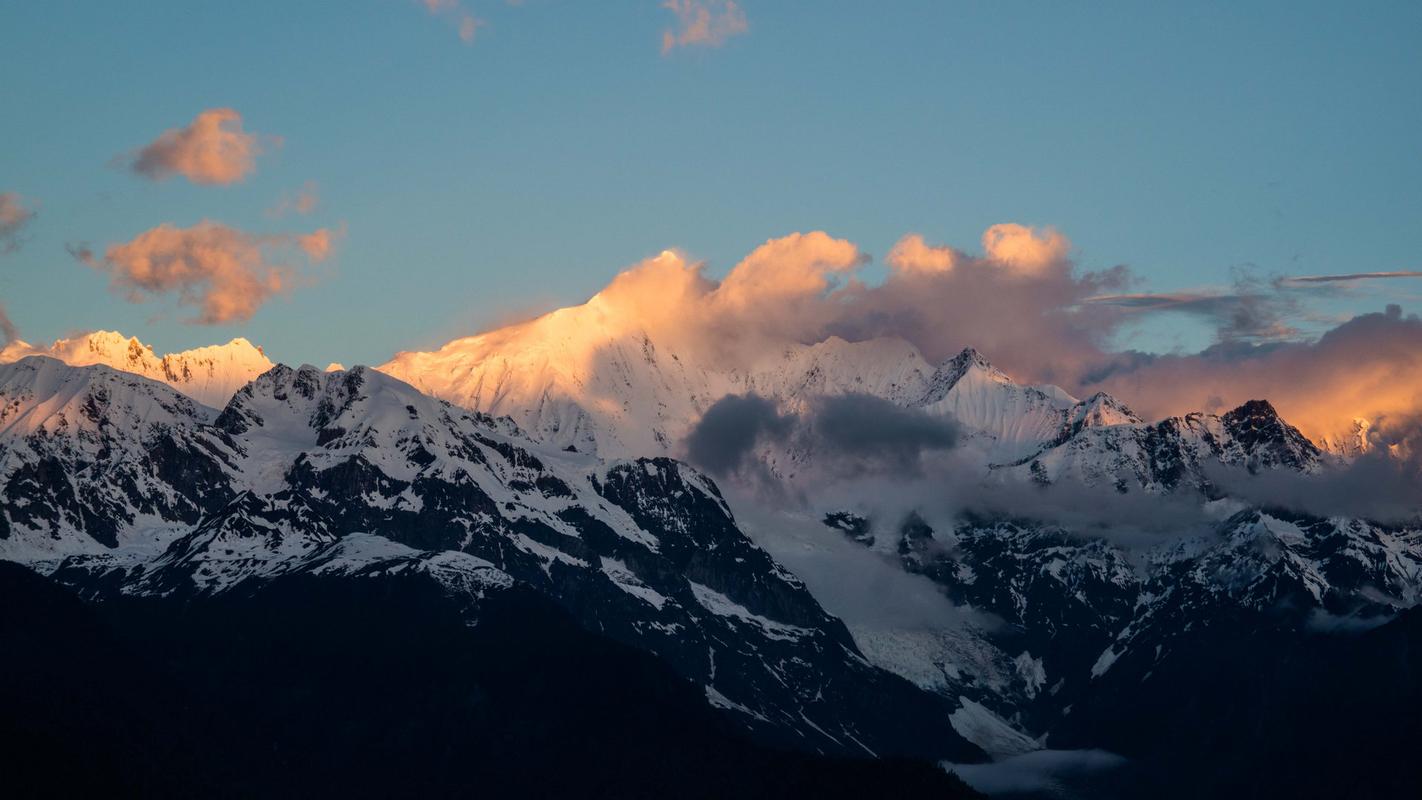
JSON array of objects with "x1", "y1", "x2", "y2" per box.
[
  {"x1": 1085, "y1": 304, "x2": 1422, "y2": 445},
  {"x1": 126, "y1": 109, "x2": 266, "y2": 185},
  {"x1": 808, "y1": 393, "x2": 961, "y2": 473},
  {"x1": 469, "y1": 222, "x2": 1422, "y2": 451},
  {"x1": 660, "y1": 0, "x2": 748, "y2": 54},
  {"x1": 267, "y1": 181, "x2": 320, "y2": 218},
  {"x1": 886, "y1": 234, "x2": 959, "y2": 275},
  {"x1": 1279, "y1": 270, "x2": 1422, "y2": 285},
  {"x1": 0, "y1": 303, "x2": 17, "y2": 345},
  {"x1": 683, "y1": 391, "x2": 960, "y2": 487},
  {"x1": 1088, "y1": 282, "x2": 1300, "y2": 343},
  {"x1": 683, "y1": 393, "x2": 792, "y2": 477},
  {"x1": 980, "y1": 223, "x2": 1070, "y2": 275},
  {"x1": 1204, "y1": 412, "x2": 1422, "y2": 525},
  {"x1": 0, "y1": 192, "x2": 36, "y2": 254},
  {"x1": 420, "y1": 0, "x2": 484, "y2": 44},
  {"x1": 946, "y1": 749, "x2": 1127, "y2": 796},
  {"x1": 73, "y1": 221, "x2": 337, "y2": 324}
]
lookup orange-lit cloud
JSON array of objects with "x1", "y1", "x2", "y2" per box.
[
  {"x1": 126, "y1": 109, "x2": 266, "y2": 186},
  {"x1": 74, "y1": 221, "x2": 337, "y2": 324},
  {"x1": 576, "y1": 225, "x2": 1124, "y2": 385},
  {"x1": 886, "y1": 234, "x2": 959, "y2": 274},
  {"x1": 0, "y1": 192, "x2": 36, "y2": 254},
  {"x1": 661, "y1": 0, "x2": 748, "y2": 54},
  {"x1": 1085, "y1": 305, "x2": 1422, "y2": 446},
  {"x1": 444, "y1": 223, "x2": 1422, "y2": 448},
  {"x1": 267, "y1": 181, "x2": 320, "y2": 218},
  {"x1": 981, "y1": 223, "x2": 1070, "y2": 274}
]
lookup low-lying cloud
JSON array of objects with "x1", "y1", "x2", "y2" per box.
[
  {"x1": 1086, "y1": 305, "x2": 1422, "y2": 446},
  {"x1": 72, "y1": 221, "x2": 338, "y2": 324},
  {"x1": 124, "y1": 108, "x2": 267, "y2": 186},
  {"x1": 684, "y1": 392, "x2": 961, "y2": 485}
]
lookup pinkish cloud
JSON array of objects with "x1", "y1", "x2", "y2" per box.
[
  {"x1": 126, "y1": 108, "x2": 267, "y2": 186},
  {"x1": 74, "y1": 221, "x2": 337, "y2": 324},
  {"x1": 661, "y1": 0, "x2": 748, "y2": 54}
]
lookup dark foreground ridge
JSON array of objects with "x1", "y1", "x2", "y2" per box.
[{"x1": 0, "y1": 562, "x2": 979, "y2": 799}]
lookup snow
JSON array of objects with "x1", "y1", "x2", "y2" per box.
[
  {"x1": 948, "y1": 697, "x2": 1040, "y2": 759},
  {"x1": 688, "y1": 581, "x2": 811, "y2": 640},
  {"x1": 1090, "y1": 646, "x2": 1120, "y2": 678},
  {"x1": 1, "y1": 330, "x2": 272, "y2": 408},
  {"x1": 600, "y1": 556, "x2": 669, "y2": 610}
]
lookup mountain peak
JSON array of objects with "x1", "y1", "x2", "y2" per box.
[
  {"x1": 0, "y1": 330, "x2": 274, "y2": 409},
  {"x1": 1221, "y1": 398, "x2": 1321, "y2": 469}
]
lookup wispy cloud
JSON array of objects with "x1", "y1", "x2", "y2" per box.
[
  {"x1": 0, "y1": 192, "x2": 36, "y2": 254},
  {"x1": 123, "y1": 108, "x2": 269, "y2": 186},
  {"x1": 1278, "y1": 270, "x2": 1422, "y2": 285},
  {"x1": 267, "y1": 181, "x2": 320, "y2": 218},
  {"x1": 71, "y1": 221, "x2": 338, "y2": 324},
  {"x1": 1087, "y1": 282, "x2": 1301, "y2": 343},
  {"x1": 660, "y1": 0, "x2": 748, "y2": 54},
  {"x1": 420, "y1": 0, "x2": 485, "y2": 44}
]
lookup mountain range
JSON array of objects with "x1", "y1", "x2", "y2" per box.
[{"x1": 3, "y1": 320, "x2": 1419, "y2": 797}]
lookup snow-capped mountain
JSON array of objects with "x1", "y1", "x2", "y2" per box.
[
  {"x1": 3, "y1": 356, "x2": 981, "y2": 763},
  {"x1": 378, "y1": 300, "x2": 1139, "y2": 464},
  {"x1": 0, "y1": 330, "x2": 272, "y2": 408}
]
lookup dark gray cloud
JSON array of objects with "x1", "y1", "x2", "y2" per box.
[
  {"x1": 807, "y1": 393, "x2": 960, "y2": 474},
  {"x1": 683, "y1": 393, "x2": 793, "y2": 477},
  {"x1": 684, "y1": 392, "x2": 960, "y2": 482}
]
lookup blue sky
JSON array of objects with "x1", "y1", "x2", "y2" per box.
[{"x1": 2, "y1": 0, "x2": 1419, "y2": 367}]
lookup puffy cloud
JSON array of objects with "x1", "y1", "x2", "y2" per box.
[
  {"x1": 492, "y1": 222, "x2": 1422, "y2": 450},
  {"x1": 981, "y1": 223, "x2": 1070, "y2": 274},
  {"x1": 712, "y1": 231, "x2": 865, "y2": 320},
  {"x1": 0, "y1": 192, "x2": 36, "y2": 254},
  {"x1": 126, "y1": 109, "x2": 266, "y2": 185},
  {"x1": 660, "y1": 0, "x2": 748, "y2": 54},
  {"x1": 74, "y1": 221, "x2": 337, "y2": 324},
  {"x1": 886, "y1": 234, "x2": 959, "y2": 275},
  {"x1": 580, "y1": 225, "x2": 1125, "y2": 386}
]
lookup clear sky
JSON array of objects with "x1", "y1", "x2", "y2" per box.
[{"x1": 2, "y1": 0, "x2": 1420, "y2": 367}]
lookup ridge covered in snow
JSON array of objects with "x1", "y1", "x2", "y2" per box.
[{"x1": 1, "y1": 330, "x2": 273, "y2": 408}]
